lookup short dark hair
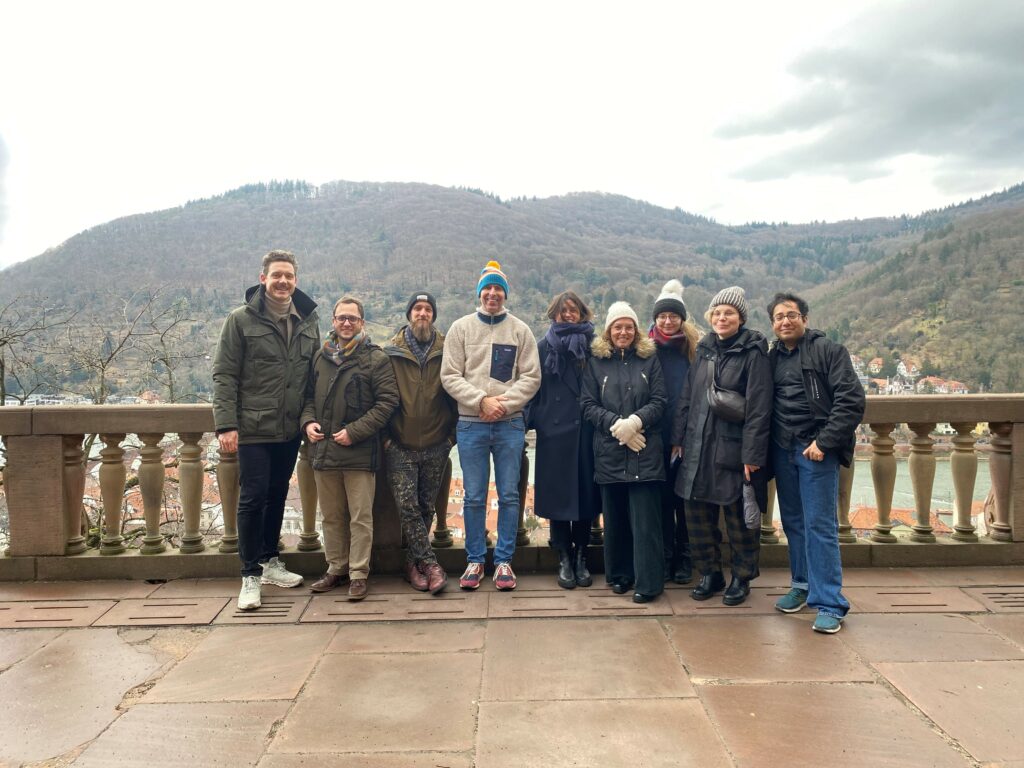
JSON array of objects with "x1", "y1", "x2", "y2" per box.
[
  {"x1": 767, "y1": 292, "x2": 809, "y2": 319},
  {"x1": 262, "y1": 250, "x2": 298, "y2": 275},
  {"x1": 334, "y1": 296, "x2": 364, "y2": 318},
  {"x1": 546, "y1": 290, "x2": 593, "y2": 322}
]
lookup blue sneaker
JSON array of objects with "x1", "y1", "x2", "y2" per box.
[
  {"x1": 812, "y1": 613, "x2": 843, "y2": 634},
  {"x1": 775, "y1": 588, "x2": 808, "y2": 613}
]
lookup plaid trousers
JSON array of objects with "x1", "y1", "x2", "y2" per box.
[{"x1": 684, "y1": 498, "x2": 760, "y2": 580}]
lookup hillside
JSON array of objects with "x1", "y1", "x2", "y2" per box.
[{"x1": 2, "y1": 179, "x2": 1023, "y2": 398}]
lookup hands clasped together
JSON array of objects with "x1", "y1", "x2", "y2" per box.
[{"x1": 610, "y1": 414, "x2": 645, "y2": 453}]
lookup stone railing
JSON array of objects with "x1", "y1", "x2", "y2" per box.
[{"x1": 1, "y1": 395, "x2": 1022, "y2": 580}]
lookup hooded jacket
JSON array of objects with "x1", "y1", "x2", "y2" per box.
[
  {"x1": 212, "y1": 285, "x2": 320, "y2": 444},
  {"x1": 768, "y1": 329, "x2": 865, "y2": 467},
  {"x1": 581, "y1": 336, "x2": 667, "y2": 484},
  {"x1": 383, "y1": 326, "x2": 458, "y2": 450}
]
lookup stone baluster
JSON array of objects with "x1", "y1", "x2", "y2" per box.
[
  {"x1": 837, "y1": 462, "x2": 856, "y2": 543},
  {"x1": 62, "y1": 435, "x2": 88, "y2": 554},
  {"x1": 869, "y1": 423, "x2": 898, "y2": 543},
  {"x1": 949, "y1": 422, "x2": 979, "y2": 542},
  {"x1": 216, "y1": 447, "x2": 239, "y2": 553},
  {"x1": 517, "y1": 448, "x2": 530, "y2": 545},
  {"x1": 138, "y1": 433, "x2": 167, "y2": 554},
  {"x1": 431, "y1": 457, "x2": 454, "y2": 548},
  {"x1": 988, "y1": 422, "x2": 1013, "y2": 542},
  {"x1": 761, "y1": 478, "x2": 779, "y2": 544},
  {"x1": 908, "y1": 423, "x2": 937, "y2": 543},
  {"x1": 178, "y1": 433, "x2": 206, "y2": 553},
  {"x1": 295, "y1": 442, "x2": 321, "y2": 551},
  {"x1": 98, "y1": 433, "x2": 127, "y2": 555}
]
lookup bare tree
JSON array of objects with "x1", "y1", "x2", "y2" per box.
[{"x1": 0, "y1": 295, "x2": 72, "y2": 404}]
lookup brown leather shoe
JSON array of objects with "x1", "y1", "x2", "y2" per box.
[
  {"x1": 405, "y1": 562, "x2": 429, "y2": 592},
  {"x1": 348, "y1": 578, "x2": 368, "y2": 601},
  {"x1": 310, "y1": 572, "x2": 348, "y2": 593},
  {"x1": 424, "y1": 563, "x2": 448, "y2": 595}
]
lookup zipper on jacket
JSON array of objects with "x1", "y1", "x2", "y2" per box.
[{"x1": 601, "y1": 375, "x2": 608, "y2": 400}]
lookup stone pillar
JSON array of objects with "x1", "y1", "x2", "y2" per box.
[
  {"x1": 178, "y1": 432, "x2": 206, "y2": 553},
  {"x1": 431, "y1": 457, "x2": 454, "y2": 548},
  {"x1": 590, "y1": 514, "x2": 604, "y2": 546},
  {"x1": 216, "y1": 448, "x2": 239, "y2": 554},
  {"x1": 761, "y1": 478, "x2": 780, "y2": 545},
  {"x1": 908, "y1": 423, "x2": 937, "y2": 543},
  {"x1": 63, "y1": 435, "x2": 88, "y2": 555},
  {"x1": 295, "y1": 442, "x2": 321, "y2": 551},
  {"x1": 98, "y1": 434, "x2": 127, "y2": 555},
  {"x1": 869, "y1": 423, "x2": 898, "y2": 543},
  {"x1": 950, "y1": 422, "x2": 978, "y2": 542},
  {"x1": 138, "y1": 433, "x2": 167, "y2": 554},
  {"x1": 517, "y1": 447, "x2": 531, "y2": 546},
  {"x1": 988, "y1": 422, "x2": 1013, "y2": 542},
  {"x1": 4, "y1": 435, "x2": 67, "y2": 557},
  {"x1": 837, "y1": 462, "x2": 856, "y2": 544}
]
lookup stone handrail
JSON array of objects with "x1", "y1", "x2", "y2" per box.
[{"x1": 1, "y1": 395, "x2": 1022, "y2": 574}]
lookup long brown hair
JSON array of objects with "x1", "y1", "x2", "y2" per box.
[{"x1": 546, "y1": 290, "x2": 593, "y2": 322}]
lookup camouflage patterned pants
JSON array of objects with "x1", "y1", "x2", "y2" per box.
[{"x1": 385, "y1": 441, "x2": 450, "y2": 565}]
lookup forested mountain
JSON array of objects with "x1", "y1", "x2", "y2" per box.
[{"x1": 2, "y1": 179, "x2": 1023, "y2": 399}]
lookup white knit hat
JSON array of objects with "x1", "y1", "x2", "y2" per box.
[{"x1": 604, "y1": 300, "x2": 640, "y2": 331}]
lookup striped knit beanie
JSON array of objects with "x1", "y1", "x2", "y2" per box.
[
  {"x1": 709, "y1": 286, "x2": 748, "y2": 323},
  {"x1": 477, "y1": 260, "x2": 510, "y2": 297}
]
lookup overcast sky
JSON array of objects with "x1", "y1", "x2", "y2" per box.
[{"x1": 2, "y1": 0, "x2": 1022, "y2": 269}]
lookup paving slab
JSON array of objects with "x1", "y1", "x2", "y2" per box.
[
  {"x1": 0, "y1": 580, "x2": 158, "y2": 601},
  {"x1": 916, "y1": 566, "x2": 1024, "y2": 587},
  {"x1": 841, "y1": 567, "x2": 933, "y2": 586},
  {"x1": 0, "y1": 628, "x2": 62, "y2": 670},
  {"x1": 144, "y1": 625, "x2": 335, "y2": 702},
  {"x1": 487, "y1": 588, "x2": 672, "y2": 618},
  {"x1": 0, "y1": 599, "x2": 115, "y2": 628},
  {"x1": 476, "y1": 699, "x2": 731, "y2": 768},
  {"x1": 665, "y1": 615, "x2": 874, "y2": 682},
  {"x1": 214, "y1": 595, "x2": 311, "y2": 624},
  {"x1": 875, "y1": 659, "x2": 1024, "y2": 764},
  {"x1": 667, "y1": 586, "x2": 798, "y2": 616},
  {"x1": 838, "y1": 614, "x2": 1024, "y2": 662},
  {"x1": 325, "y1": 620, "x2": 485, "y2": 653},
  {"x1": 91, "y1": 597, "x2": 229, "y2": 626},
  {"x1": 259, "y1": 754, "x2": 472, "y2": 768},
  {"x1": 482, "y1": 618, "x2": 693, "y2": 701},
  {"x1": 151, "y1": 578, "x2": 307, "y2": 598},
  {"x1": 844, "y1": 586, "x2": 987, "y2": 613},
  {"x1": 961, "y1": 586, "x2": 1024, "y2": 612},
  {"x1": 270, "y1": 652, "x2": 481, "y2": 754},
  {"x1": 73, "y1": 701, "x2": 289, "y2": 767},
  {"x1": 700, "y1": 682, "x2": 971, "y2": 768},
  {"x1": 302, "y1": 592, "x2": 488, "y2": 622},
  {"x1": 0, "y1": 628, "x2": 163, "y2": 765},
  {"x1": 970, "y1": 614, "x2": 1024, "y2": 650}
]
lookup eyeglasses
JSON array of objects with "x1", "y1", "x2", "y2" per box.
[
  {"x1": 772, "y1": 312, "x2": 803, "y2": 323},
  {"x1": 333, "y1": 315, "x2": 362, "y2": 325}
]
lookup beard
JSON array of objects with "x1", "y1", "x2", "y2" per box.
[{"x1": 411, "y1": 319, "x2": 434, "y2": 343}]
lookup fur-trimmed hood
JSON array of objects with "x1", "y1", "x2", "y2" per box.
[{"x1": 591, "y1": 335, "x2": 657, "y2": 360}]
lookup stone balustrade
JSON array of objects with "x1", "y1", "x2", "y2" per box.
[{"x1": 1, "y1": 395, "x2": 1023, "y2": 580}]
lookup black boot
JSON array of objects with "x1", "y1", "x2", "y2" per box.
[
  {"x1": 574, "y1": 546, "x2": 593, "y2": 587},
  {"x1": 557, "y1": 548, "x2": 576, "y2": 590},
  {"x1": 673, "y1": 546, "x2": 693, "y2": 585},
  {"x1": 722, "y1": 575, "x2": 750, "y2": 606},
  {"x1": 691, "y1": 571, "x2": 725, "y2": 601}
]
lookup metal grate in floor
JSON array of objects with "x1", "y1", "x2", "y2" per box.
[
  {"x1": 214, "y1": 595, "x2": 312, "y2": 624},
  {"x1": 666, "y1": 588, "x2": 789, "y2": 616},
  {"x1": 91, "y1": 598, "x2": 229, "y2": 626},
  {"x1": 487, "y1": 590, "x2": 672, "y2": 618},
  {"x1": 0, "y1": 600, "x2": 116, "y2": 628},
  {"x1": 843, "y1": 587, "x2": 987, "y2": 613},
  {"x1": 302, "y1": 592, "x2": 489, "y2": 622}
]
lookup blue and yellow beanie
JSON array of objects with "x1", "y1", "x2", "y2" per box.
[{"x1": 477, "y1": 260, "x2": 510, "y2": 297}]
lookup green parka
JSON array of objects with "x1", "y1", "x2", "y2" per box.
[
  {"x1": 212, "y1": 285, "x2": 320, "y2": 444},
  {"x1": 383, "y1": 326, "x2": 458, "y2": 450},
  {"x1": 300, "y1": 337, "x2": 399, "y2": 472}
]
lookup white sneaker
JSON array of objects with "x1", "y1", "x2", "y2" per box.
[
  {"x1": 238, "y1": 575, "x2": 262, "y2": 611},
  {"x1": 261, "y1": 557, "x2": 304, "y2": 588}
]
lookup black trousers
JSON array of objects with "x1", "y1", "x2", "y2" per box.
[
  {"x1": 685, "y1": 498, "x2": 760, "y2": 581},
  {"x1": 237, "y1": 438, "x2": 301, "y2": 577},
  {"x1": 601, "y1": 483, "x2": 663, "y2": 597},
  {"x1": 549, "y1": 519, "x2": 592, "y2": 551},
  {"x1": 661, "y1": 459, "x2": 690, "y2": 567}
]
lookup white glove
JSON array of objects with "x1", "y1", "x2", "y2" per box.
[
  {"x1": 610, "y1": 418, "x2": 629, "y2": 441},
  {"x1": 625, "y1": 432, "x2": 646, "y2": 453},
  {"x1": 611, "y1": 414, "x2": 643, "y2": 443}
]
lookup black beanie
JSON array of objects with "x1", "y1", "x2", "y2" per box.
[{"x1": 406, "y1": 291, "x2": 438, "y2": 321}]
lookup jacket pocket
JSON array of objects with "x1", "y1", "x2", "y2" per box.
[
  {"x1": 714, "y1": 436, "x2": 743, "y2": 469},
  {"x1": 239, "y1": 397, "x2": 279, "y2": 438},
  {"x1": 490, "y1": 344, "x2": 517, "y2": 383},
  {"x1": 243, "y1": 325, "x2": 279, "y2": 361}
]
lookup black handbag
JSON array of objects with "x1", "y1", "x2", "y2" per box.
[{"x1": 706, "y1": 358, "x2": 746, "y2": 423}]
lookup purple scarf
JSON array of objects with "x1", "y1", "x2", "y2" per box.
[{"x1": 543, "y1": 321, "x2": 594, "y2": 378}]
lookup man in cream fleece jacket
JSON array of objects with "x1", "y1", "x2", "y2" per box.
[{"x1": 441, "y1": 260, "x2": 541, "y2": 591}]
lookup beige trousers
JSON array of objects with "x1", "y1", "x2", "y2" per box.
[{"x1": 314, "y1": 470, "x2": 376, "y2": 579}]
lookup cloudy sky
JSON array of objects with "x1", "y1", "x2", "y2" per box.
[{"x1": 2, "y1": 0, "x2": 1022, "y2": 269}]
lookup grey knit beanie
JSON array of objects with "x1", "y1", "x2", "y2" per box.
[
  {"x1": 709, "y1": 286, "x2": 748, "y2": 323},
  {"x1": 652, "y1": 279, "x2": 687, "y2": 321}
]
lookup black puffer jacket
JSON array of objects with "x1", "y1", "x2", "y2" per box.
[
  {"x1": 671, "y1": 327, "x2": 772, "y2": 505},
  {"x1": 581, "y1": 336, "x2": 667, "y2": 485}
]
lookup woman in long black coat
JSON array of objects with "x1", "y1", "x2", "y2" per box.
[
  {"x1": 528, "y1": 290, "x2": 601, "y2": 589},
  {"x1": 582, "y1": 300, "x2": 667, "y2": 603},
  {"x1": 671, "y1": 286, "x2": 772, "y2": 607}
]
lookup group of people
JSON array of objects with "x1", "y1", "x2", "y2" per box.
[{"x1": 213, "y1": 251, "x2": 864, "y2": 634}]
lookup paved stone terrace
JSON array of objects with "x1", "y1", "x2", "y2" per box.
[{"x1": 2, "y1": 566, "x2": 1024, "y2": 767}]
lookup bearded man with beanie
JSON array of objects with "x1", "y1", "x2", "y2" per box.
[
  {"x1": 441, "y1": 260, "x2": 541, "y2": 591},
  {"x1": 383, "y1": 291, "x2": 459, "y2": 594}
]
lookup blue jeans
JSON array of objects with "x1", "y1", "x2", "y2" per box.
[
  {"x1": 457, "y1": 416, "x2": 525, "y2": 564},
  {"x1": 772, "y1": 441, "x2": 849, "y2": 618}
]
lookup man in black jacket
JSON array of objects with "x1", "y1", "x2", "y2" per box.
[{"x1": 768, "y1": 292, "x2": 865, "y2": 634}]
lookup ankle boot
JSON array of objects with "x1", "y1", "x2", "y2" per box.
[
  {"x1": 574, "y1": 546, "x2": 593, "y2": 587},
  {"x1": 673, "y1": 546, "x2": 693, "y2": 585},
  {"x1": 691, "y1": 571, "x2": 725, "y2": 601},
  {"x1": 557, "y1": 548, "x2": 576, "y2": 589},
  {"x1": 722, "y1": 575, "x2": 750, "y2": 606}
]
